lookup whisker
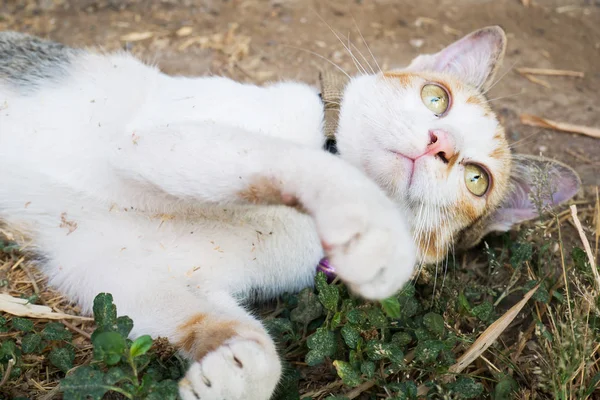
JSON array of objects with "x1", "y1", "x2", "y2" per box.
[
  {"x1": 482, "y1": 59, "x2": 519, "y2": 95},
  {"x1": 282, "y1": 45, "x2": 351, "y2": 79},
  {"x1": 486, "y1": 90, "x2": 525, "y2": 103},
  {"x1": 352, "y1": 15, "x2": 382, "y2": 74},
  {"x1": 349, "y1": 35, "x2": 375, "y2": 74},
  {"x1": 507, "y1": 130, "x2": 541, "y2": 150},
  {"x1": 310, "y1": 9, "x2": 368, "y2": 75}
]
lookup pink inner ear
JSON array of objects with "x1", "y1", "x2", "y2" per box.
[
  {"x1": 549, "y1": 174, "x2": 580, "y2": 205},
  {"x1": 432, "y1": 34, "x2": 495, "y2": 71},
  {"x1": 423, "y1": 27, "x2": 505, "y2": 89}
]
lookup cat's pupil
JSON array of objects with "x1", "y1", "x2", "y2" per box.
[{"x1": 471, "y1": 175, "x2": 480, "y2": 182}]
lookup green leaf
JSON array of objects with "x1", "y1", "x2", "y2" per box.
[
  {"x1": 398, "y1": 296, "x2": 420, "y2": 319},
  {"x1": 422, "y1": 312, "x2": 445, "y2": 337},
  {"x1": 381, "y1": 296, "x2": 401, "y2": 319},
  {"x1": 391, "y1": 332, "x2": 412, "y2": 348},
  {"x1": 265, "y1": 318, "x2": 296, "y2": 342},
  {"x1": 60, "y1": 366, "x2": 112, "y2": 400},
  {"x1": 315, "y1": 272, "x2": 339, "y2": 312},
  {"x1": 583, "y1": 371, "x2": 600, "y2": 397},
  {"x1": 305, "y1": 327, "x2": 336, "y2": 366},
  {"x1": 331, "y1": 312, "x2": 342, "y2": 330},
  {"x1": 145, "y1": 379, "x2": 180, "y2": 400},
  {"x1": 93, "y1": 331, "x2": 126, "y2": 366},
  {"x1": 458, "y1": 291, "x2": 472, "y2": 313},
  {"x1": 532, "y1": 286, "x2": 550, "y2": 303},
  {"x1": 273, "y1": 362, "x2": 301, "y2": 400},
  {"x1": 510, "y1": 241, "x2": 532, "y2": 268},
  {"x1": 0, "y1": 339, "x2": 19, "y2": 361},
  {"x1": 365, "y1": 340, "x2": 404, "y2": 363},
  {"x1": 341, "y1": 324, "x2": 361, "y2": 349},
  {"x1": 388, "y1": 381, "x2": 418, "y2": 399},
  {"x1": 104, "y1": 366, "x2": 130, "y2": 385},
  {"x1": 572, "y1": 247, "x2": 588, "y2": 270},
  {"x1": 92, "y1": 293, "x2": 117, "y2": 331},
  {"x1": 333, "y1": 360, "x2": 362, "y2": 387},
  {"x1": 50, "y1": 346, "x2": 75, "y2": 373},
  {"x1": 21, "y1": 333, "x2": 44, "y2": 354},
  {"x1": 414, "y1": 339, "x2": 445, "y2": 364},
  {"x1": 43, "y1": 323, "x2": 73, "y2": 341},
  {"x1": 471, "y1": 301, "x2": 495, "y2": 323},
  {"x1": 494, "y1": 375, "x2": 518, "y2": 400},
  {"x1": 12, "y1": 317, "x2": 34, "y2": 332},
  {"x1": 346, "y1": 309, "x2": 367, "y2": 326},
  {"x1": 365, "y1": 307, "x2": 387, "y2": 329},
  {"x1": 447, "y1": 377, "x2": 484, "y2": 399},
  {"x1": 290, "y1": 288, "x2": 323, "y2": 324},
  {"x1": 116, "y1": 316, "x2": 134, "y2": 338},
  {"x1": 360, "y1": 361, "x2": 375, "y2": 378},
  {"x1": 130, "y1": 335, "x2": 153, "y2": 358}
]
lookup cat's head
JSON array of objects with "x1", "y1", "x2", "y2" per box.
[{"x1": 336, "y1": 26, "x2": 580, "y2": 264}]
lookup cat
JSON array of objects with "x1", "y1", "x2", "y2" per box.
[{"x1": 0, "y1": 26, "x2": 579, "y2": 400}]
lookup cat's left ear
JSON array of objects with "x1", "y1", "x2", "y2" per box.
[
  {"x1": 457, "y1": 155, "x2": 580, "y2": 249},
  {"x1": 407, "y1": 26, "x2": 507, "y2": 91}
]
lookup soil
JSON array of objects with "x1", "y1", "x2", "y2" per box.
[{"x1": 1, "y1": 0, "x2": 599, "y2": 192}]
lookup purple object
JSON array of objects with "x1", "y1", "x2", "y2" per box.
[{"x1": 317, "y1": 257, "x2": 337, "y2": 282}]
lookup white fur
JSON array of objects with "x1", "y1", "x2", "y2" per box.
[
  {"x1": 0, "y1": 29, "x2": 507, "y2": 399},
  {"x1": 1, "y1": 50, "x2": 418, "y2": 399}
]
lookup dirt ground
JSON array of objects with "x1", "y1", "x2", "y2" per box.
[{"x1": 1, "y1": 0, "x2": 599, "y2": 190}]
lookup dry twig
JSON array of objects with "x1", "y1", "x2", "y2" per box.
[
  {"x1": 570, "y1": 205, "x2": 600, "y2": 291},
  {"x1": 521, "y1": 114, "x2": 600, "y2": 139},
  {"x1": 516, "y1": 67, "x2": 584, "y2": 78}
]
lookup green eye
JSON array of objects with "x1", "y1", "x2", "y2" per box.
[
  {"x1": 421, "y1": 84, "x2": 450, "y2": 116},
  {"x1": 464, "y1": 164, "x2": 490, "y2": 196}
]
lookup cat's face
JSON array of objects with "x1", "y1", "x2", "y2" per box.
[{"x1": 336, "y1": 26, "x2": 580, "y2": 264}]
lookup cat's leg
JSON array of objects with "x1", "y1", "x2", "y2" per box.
[
  {"x1": 174, "y1": 292, "x2": 280, "y2": 400},
  {"x1": 112, "y1": 122, "x2": 417, "y2": 300},
  {"x1": 44, "y1": 234, "x2": 280, "y2": 400}
]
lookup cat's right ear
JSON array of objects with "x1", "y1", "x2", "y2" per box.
[{"x1": 406, "y1": 26, "x2": 507, "y2": 91}]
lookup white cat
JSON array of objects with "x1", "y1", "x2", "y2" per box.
[{"x1": 0, "y1": 26, "x2": 579, "y2": 400}]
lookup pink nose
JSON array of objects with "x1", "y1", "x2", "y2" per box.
[{"x1": 425, "y1": 129, "x2": 455, "y2": 163}]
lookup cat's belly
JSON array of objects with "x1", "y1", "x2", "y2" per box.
[
  {"x1": 10, "y1": 201, "x2": 324, "y2": 305},
  {"x1": 166, "y1": 204, "x2": 324, "y2": 299}
]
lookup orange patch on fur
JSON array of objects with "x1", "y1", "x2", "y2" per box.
[
  {"x1": 447, "y1": 152, "x2": 461, "y2": 171},
  {"x1": 493, "y1": 128, "x2": 505, "y2": 142},
  {"x1": 237, "y1": 176, "x2": 306, "y2": 212},
  {"x1": 237, "y1": 176, "x2": 283, "y2": 205},
  {"x1": 416, "y1": 229, "x2": 444, "y2": 262},
  {"x1": 489, "y1": 146, "x2": 507, "y2": 160},
  {"x1": 465, "y1": 95, "x2": 481, "y2": 105},
  {"x1": 457, "y1": 195, "x2": 479, "y2": 224},
  {"x1": 176, "y1": 313, "x2": 239, "y2": 361},
  {"x1": 383, "y1": 72, "x2": 418, "y2": 88}
]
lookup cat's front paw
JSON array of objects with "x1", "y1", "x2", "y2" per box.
[
  {"x1": 316, "y1": 198, "x2": 416, "y2": 300},
  {"x1": 179, "y1": 337, "x2": 281, "y2": 400}
]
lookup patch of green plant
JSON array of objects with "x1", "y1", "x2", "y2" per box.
[
  {"x1": 0, "y1": 293, "x2": 186, "y2": 400},
  {"x1": 59, "y1": 293, "x2": 186, "y2": 399},
  {"x1": 267, "y1": 270, "x2": 507, "y2": 399}
]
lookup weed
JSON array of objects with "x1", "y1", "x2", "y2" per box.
[{"x1": 1, "y1": 210, "x2": 599, "y2": 399}]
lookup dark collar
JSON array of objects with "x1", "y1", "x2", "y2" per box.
[{"x1": 318, "y1": 70, "x2": 348, "y2": 155}]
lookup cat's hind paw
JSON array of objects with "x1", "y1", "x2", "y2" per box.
[{"x1": 179, "y1": 337, "x2": 281, "y2": 400}]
